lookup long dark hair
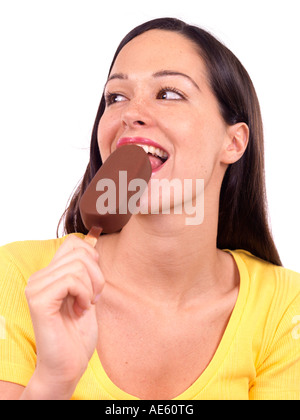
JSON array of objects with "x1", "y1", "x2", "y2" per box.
[{"x1": 58, "y1": 17, "x2": 282, "y2": 266}]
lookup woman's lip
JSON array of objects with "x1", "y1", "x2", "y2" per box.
[{"x1": 116, "y1": 137, "x2": 169, "y2": 156}]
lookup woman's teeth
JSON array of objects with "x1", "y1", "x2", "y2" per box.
[{"x1": 137, "y1": 144, "x2": 168, "y2": 161}]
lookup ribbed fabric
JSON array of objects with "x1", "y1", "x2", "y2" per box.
[{"x1": 0, "y1": 235, "x2": 299, "y2": 400}]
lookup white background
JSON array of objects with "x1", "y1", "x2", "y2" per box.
[{"x1": 0, "y1": 0, "x2": 299, "y2": 272}]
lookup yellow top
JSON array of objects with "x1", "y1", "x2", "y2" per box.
[{"x1": 0, "y1": 234, "x2": 300, "y2": 400}]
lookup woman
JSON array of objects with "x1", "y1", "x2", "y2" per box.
[{"x1": 0, "y1": 18, "x2": 299, "y2": 400}]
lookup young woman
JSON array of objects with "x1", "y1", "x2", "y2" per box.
[{"x1": 0, "y1": 18, "x2": 299, "y2": 400}]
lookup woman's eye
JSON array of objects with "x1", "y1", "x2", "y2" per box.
[
  {"x1": 157, "y1": 88, "x2": 184, "y2": 101},
  {"x1": 105, "y1": 93, "x2": 127, "y2": 106},
  {"x1": 105, "y1": 88, "x2": 185, "y2": 106}
]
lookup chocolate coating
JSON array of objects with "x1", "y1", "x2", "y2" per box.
[{"x1": 79, "y1": 145, "x2": 152, "y2": 234}]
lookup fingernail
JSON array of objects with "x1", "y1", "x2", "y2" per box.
[{"x1": 92, "y1": 294, "x2": 101, "y2": 304}]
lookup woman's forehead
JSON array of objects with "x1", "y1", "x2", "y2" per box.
[{"x1": 110, "y1": 29, "x2": 207, "y2": 82}]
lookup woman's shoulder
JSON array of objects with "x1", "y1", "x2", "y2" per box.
[
  {"x1": 0, "y1": 233, "x2": 85, "y2": 282},
  {"x1": 232, "y1": 249, "x2": 300, "y2": 310}
]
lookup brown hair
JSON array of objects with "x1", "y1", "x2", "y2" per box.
[{"x1": 57, "y1": 17, "x2": 282, "y2": 266}]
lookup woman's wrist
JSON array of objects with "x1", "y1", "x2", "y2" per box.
[{"x1": 19, "y1": 370, "x2": 77, "y2": 400}]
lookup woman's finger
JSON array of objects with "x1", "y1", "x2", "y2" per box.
[
  {"x1": 52, "y1": 235, "x2": 99, "y2": 263},
  {"x1": 28, "y1": 246, "x2": 104, "y2": 302},
  {"x1": 27, "y1": 273, "x2": 94, "y2": 318}
]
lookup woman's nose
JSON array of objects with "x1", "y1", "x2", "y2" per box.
[{"x1": 121, "y1": 99, "x2": 154, "y2": 129}]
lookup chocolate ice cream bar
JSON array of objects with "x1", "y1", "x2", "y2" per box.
[{"x1": 80, "y1": 145, "x2": 151, "y2": 245}]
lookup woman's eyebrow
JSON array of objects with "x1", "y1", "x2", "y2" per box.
[
  {"x1": 105, "y1": 70, "x2": 200, "y2": 91},
  {"x1": 152, "y1": 70, "x2": 201, "y2": 91},
  {"x1": 105, "y1": 73, "x2": 128, "y2": 89},
  {"x1": 106, "y1": 73, "x2": 128, "y2": 83}
]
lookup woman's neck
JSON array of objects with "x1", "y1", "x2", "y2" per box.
[{"x1": 97, "y1": 208, "x2": 235, "y2": 308}]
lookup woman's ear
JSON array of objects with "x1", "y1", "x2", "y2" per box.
[{"x1": 221, "y1": 123, "x2": 249, "y2": 165}]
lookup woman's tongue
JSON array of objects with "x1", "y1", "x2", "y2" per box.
[{"x1": 148, "y1": 155, "x2": 163, "y2": 171}]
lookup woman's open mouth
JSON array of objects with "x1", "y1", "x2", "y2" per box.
[
  {"x1": 137, "y1": 144, "x2": 168, "y2": 172},
  {"x1": 116, "y1": 137, "x2": 169, "y2": 173}
]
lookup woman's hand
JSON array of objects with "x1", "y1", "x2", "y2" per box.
[{"x1": 24, "y1": 235, "x2": 104, "y2": 400}]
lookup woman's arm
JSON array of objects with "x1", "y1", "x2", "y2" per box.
[
  {"x1": 0, "y1": 374, "x2": 75, "y2": 400},
  {"x1": 23, "y1": 235, "x2": 104, "y2": 400},
  {"x1": 0, "y1": 235, "x2": 105, "y2": 400},
  {"x1": 0, "y1": 382, "x2": 24, "y2": 400},
  {"x1": 0, "y1": 370, "x2": 79, "y2": 401}
]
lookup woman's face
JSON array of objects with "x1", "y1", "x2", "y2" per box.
[{"x1": 98, "y1": 30, "x2": 234, "y2": 212}]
